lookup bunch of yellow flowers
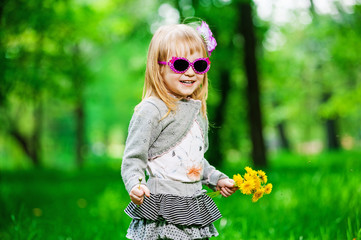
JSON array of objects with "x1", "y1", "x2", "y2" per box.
[{"x1": 233, "y1": 166, "x2": 273, "y2": 202}]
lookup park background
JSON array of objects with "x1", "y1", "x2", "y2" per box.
[{"x1": 1, "y1": 0, "x2": 361, "y2": 239}]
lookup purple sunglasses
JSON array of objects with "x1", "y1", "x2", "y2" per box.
[{"x1": 158, "y1": 57, "x2": 211, "y2": 74}]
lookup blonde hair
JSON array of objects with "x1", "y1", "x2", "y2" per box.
[{"x1": 142, "y1": 23, "x2": 209, "y2": 118}]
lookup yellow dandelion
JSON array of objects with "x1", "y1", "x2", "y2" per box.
[
  {"x1": 253, "y1": 175, "x2": 261, "y2": 191},
  {"x1": 207, "y1": 167, "x2": 272, "y2": 202},
  {"x1": 257, "y1": 170, "x2": 268, "y2": 184},
  {"x1": 245, "y1": 166, "x2": 252, "y2": 173},
  {"x1": 264, "y1": 183, "x2": 273, "y2": 194},
  {"x1": 245, "y1": 166, "x2": 257, "y2": 175},
  {"x1": 252, "y1": 188, "x2": 265, "y2": 202},
  {"x1": 233, "y1": 174, "x2": 243, "y2": 188},
  {"x1": 243, "y1": 172, "x2": 253, "y2": 181},
  {"x1": 241, "y1": 179, "x2": 255, "y2": 195}
]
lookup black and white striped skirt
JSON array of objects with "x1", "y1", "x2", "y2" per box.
[{"x1": 124, "y1": 179, "x2": 221, "y2": 240}]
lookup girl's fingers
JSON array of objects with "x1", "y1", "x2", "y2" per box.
[
  {"x1": 130, "y1": 194, "x2": 144, "y2": 205},
  {"x1": 220, "y1": 186, "x2": 238, "y2": 197},
  {"x1": 130, "y1": 184, "x2": 151, "y2": 205},
  {"x1": 225, "y1": 179, "x2": 236, "y2": 188},
  {"x1": 132, "y1": 188, "x2": 144, "y2": 197},
  {"x1": 140, "y1": 185, "x2": 151, "y2": 197},
  {"x1": 221, "y1": 191, "x2": 230, "y2": 197},
  {"x1": 131, "y1": 185, "x2": 150, "y2": 198},
  {"x1": 220, "y1": 187, "x2": 232, "y2": 197}
]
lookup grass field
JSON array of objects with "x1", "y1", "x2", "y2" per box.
[{"x1": 1, "y1": 151, "x2": 360, "y2": 240}]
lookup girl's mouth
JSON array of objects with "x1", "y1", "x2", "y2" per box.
[{"x1": 180, "y1": 80, "x2": 195, "y2": 85}]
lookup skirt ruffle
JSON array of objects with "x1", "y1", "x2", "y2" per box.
[
  {"x1": 126, "y1": 219, "x2": 219, "y2": 240},
  {"x1": 124, "y1": 192, "x2": 222, "y2": 227}
]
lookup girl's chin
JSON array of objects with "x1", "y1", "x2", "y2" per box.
[{"x1": 178, "y1": 89, "x2": 197, "y2": 97}]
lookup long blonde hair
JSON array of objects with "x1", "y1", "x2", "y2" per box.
[{"x1": 143, "y1": 23, "x2": 209, "y2": 118}]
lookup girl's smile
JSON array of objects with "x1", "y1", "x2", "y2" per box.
[{"x1": 179, "y1": 80, "x2": 196, "y2": 86}]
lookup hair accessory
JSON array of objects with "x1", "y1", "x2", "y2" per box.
[{"x1": 197, "y1": 21, "x2": 217, "y2": 56}]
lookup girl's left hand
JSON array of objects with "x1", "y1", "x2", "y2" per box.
[{"x1": 216, "y1": 178, "x2": 238, "y2": 197}]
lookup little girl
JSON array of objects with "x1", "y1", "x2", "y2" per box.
[{"x1": 121, "y1": 21, "x2": 237, "y2": 240}]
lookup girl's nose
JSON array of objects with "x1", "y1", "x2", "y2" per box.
[{"x1": 184, "y1": 66, "x2": 195, "y2": 76}]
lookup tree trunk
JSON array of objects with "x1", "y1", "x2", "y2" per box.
[
  {"x1": 75, "y1": 98, "x2": 85, "y2": 168},
  {"x1": 175, "y1": 0, "x2": 184, "y2": 21},
  {"x1": 276, "y1": 121, "x2": 290, "y2": 150},
  {"x1": 322, "y1": 92, "x2": 340, "y2": 150},
  {"x1": 325, "y1": 118, "x2": 340, "y2": 150},
  {"x1": 207, "y1": 69, "x2": 231, "y2": 168},
  {"x1": 272, "y1": 101, "x2": 291, "y2": 151},
  {"x1": 238, "y1": 1, "x2": 267, "y2": 167},
  {"x1": 31, "y1": 95, "x2": 43, "y2": 167},
  {"x1": 309, "y1": 0, "x2": 316, "y2": 17},
  {"x1": 7, "y1": 34, "x2": 44, "y2": 167},
  {"x1": 28, "y1": 34, "x2": 45, "y2": 167},
  {"x1": 8, "y1": 96, "x2": 43, "y2": 167},
  {"x1": 72, "y1": 44, "x2": 86, "y2": 168}
]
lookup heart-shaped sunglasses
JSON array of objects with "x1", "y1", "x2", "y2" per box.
[{"x1": 158, "y1": 57, "x2": 211, "y2": 74}]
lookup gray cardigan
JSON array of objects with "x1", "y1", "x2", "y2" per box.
[{"x1": 121, "y1": 96, "x2": 227, "y2": 193}]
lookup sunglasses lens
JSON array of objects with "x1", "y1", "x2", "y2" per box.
[
  {"x1": 173, "y1": 59, "x2": 189, "y2": 72},
  {"x1": 194, "y1": 60, "x2": 208, "y2": 73}
]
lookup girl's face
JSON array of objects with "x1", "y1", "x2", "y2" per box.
[{"x1": 161, "y1": 50, "x2": 204, "y2": 98}]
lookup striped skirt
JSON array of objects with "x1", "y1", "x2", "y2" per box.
[{"x1": 124, "y1": 178, "x2": 221, "y2": 240}]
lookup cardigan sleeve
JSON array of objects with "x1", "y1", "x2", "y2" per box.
[
  {"x1": 121, "y1": 101, "x2": 162, "y2": 193},
  {"x1": 202, "y1": 158, "x2": 228, "y2": 191}
]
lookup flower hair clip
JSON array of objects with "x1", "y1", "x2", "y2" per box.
[{"x1": 197, "y1": 21, "x2": 217, "y2": 56}]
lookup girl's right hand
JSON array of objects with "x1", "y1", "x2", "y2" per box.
[{"x1": 129, "y1": 184, "x2": 150, "y2": 205}]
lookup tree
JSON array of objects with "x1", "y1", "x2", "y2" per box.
[
  {"x1": 207, "y1": 69, "x2": 231, "y2": 167},
  {"x1": 237, "y1": 0, "x2": 267, "y2": 167},
  {"x1": 1, "y1": 0, "x2": 51, "y2": 167},
  {"x1": 0, "y1": 0, "x2": 96, "y2": 167},
  {"x1": 308, "y1": 1, "x2": 340, "y2": 151}
]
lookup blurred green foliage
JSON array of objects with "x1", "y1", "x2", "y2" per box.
[{"x1": 1, "y1": 0, "x2": 361, "y2": 168}]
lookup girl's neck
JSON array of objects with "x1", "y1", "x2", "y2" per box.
[{"x1": 168, "y1": 92, "x2": 192, "y2": 100}]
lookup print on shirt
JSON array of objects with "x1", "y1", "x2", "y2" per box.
[{"x1": 147, "y1": 120, "x2": 205, "y2": 182}]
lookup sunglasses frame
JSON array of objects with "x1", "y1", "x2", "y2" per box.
[{"x1": 158, "y1": 57, "x2": 211, "y2": 74}]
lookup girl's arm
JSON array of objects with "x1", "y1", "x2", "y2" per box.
[
  {"x1": 121, "y1": 101, "x2": 162, "y2": 193},
  {"x1": 201, "y1": 158, "x2": 228, "y2": 191},
  {"x1": 202, "y1": 159, "x2": 237, "y2": 197}
]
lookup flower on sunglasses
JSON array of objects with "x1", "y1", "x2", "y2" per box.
[
  {"x1": 208, "y1": 166, "x2": 272, "y2": 202},
  {"x1": 197, "y1": 21, "x2": 217, "y2": 56}
]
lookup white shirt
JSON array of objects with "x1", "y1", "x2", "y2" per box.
[{"x1": 147, "y1": 120, "x2": 205, "y2": 182}]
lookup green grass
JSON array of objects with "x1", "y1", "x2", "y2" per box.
[{"x1": 1, "y1": 151, "x2": 361, "y2": 240}]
